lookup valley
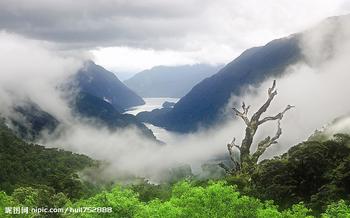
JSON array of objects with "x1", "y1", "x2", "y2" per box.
[
  {"x1": 0, "y1": 4, "x2": 350, "y2": 217},
  {"x1": 125, "y1": 98, "x2": 179, "y2": 143}
]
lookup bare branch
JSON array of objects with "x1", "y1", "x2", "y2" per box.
[
  {"x1": 225, "y1": 137, "x2": 241, "y2": 172},
  {"x1": 268, "y1": 80, "x2": 276, "y2": 95},
  {"x1": 270, "y1": 119, "x2": 282, "y2": 143},
  {"x1": 225, "y1": 79, "x2": 293, "y2": 173},
  {"x1": 258, "y1": 105, "x2": 294, "y2": 125},
  {"x1": 251, "y1": 80, "x2": 278, "y2": 122},
  {"x1": 229, "y1": 137, "x2": 240, "y2": 151},
  {"x1": 241, "y1": 102, "x2": 250, "y2": 115},
  {"x1": 232, "y1": 102, "x2": 250, "y2": 125},
  {"x1": 251, "y1": 119, "x2": 283, "y2": 163}
]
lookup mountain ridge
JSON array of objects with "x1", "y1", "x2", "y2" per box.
[
  {"x1": 74, "y1": 61, "x2": 145, "y2": 111},
  {"x1": 137, "y1": 34, "x2": 303, "y2": 132},
  {"x1": 124, "y1": 64, "x2": 223, "y2": 98}
]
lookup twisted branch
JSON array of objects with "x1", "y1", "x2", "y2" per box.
[
  {"x1": 232, "y1": 102, "x2": 250, "y2": 125},
  {"x1": 251, "y1": 80, "x2": 278, "y2": 122},
  {"x1": 258, "y1": 105, "x2": 294, "y2": 125},
  {"x1": 251, "y1": 119, "x2": 283, "y2": 163},
  {"x1": 223, "y1": 80, "x2": 293, "y2": 173},
  {"x1": 227, "y1": 137, "x2": 241, "y2": 171}
]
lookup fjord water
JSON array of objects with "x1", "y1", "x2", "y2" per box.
[
  {"x1": 125, "y1": 98, "x2": 179, "y2": 142},
  {"x1": 125, "y1": 98, "x2": 179, "y2": 115}
]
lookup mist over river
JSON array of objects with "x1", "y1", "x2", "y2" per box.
[{"x1": 125, "y1": 98, "x2": 179, "y2": 142}]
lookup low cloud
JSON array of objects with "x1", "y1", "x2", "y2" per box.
[
  {"x1": 0, "y1": 31, "x2": 83, "y2": 120},
  {"x1": 1, "y1": 15, "x2": 350, "y2": 183},
  {"x1": 224, "y1": 15, "x2": 350, "y2": 158}
]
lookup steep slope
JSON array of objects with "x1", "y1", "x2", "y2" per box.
[
  {"x1": 138, "y1": 35, "x2": 302, "y2": 132},
  {"x1": 7, "y1": 103, "x2": 59, "y2": 140},
  {"x1": 75, "y1": 61, "x2": 145, "y2": 111},
  {"x1": 73, "y1": 92, "x2": 157, "y2": 140},
  {"x1": 124, "y1": 64, "x2": 222, "y2": 98},
  {"x1": 0, "y1": 119, "x2": 94, "y2": 197},
  {"x1": 5, "y1": 94, "x2": 156, "y2": 142}
]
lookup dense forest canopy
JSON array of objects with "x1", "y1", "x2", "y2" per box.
[
  {"x1": 2, "y1": 112, "x2": 350, "y2": 217},
  {"x1": 0, "y1": 120, "x2": 96, "y2": 199}
]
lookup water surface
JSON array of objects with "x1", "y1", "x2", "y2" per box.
[
  {"x1": 125, "y1": 98, "x2": 179, "y2": 115},
  {"x1": 125, "y1": 98, "x2": 179, "y2": 142}
]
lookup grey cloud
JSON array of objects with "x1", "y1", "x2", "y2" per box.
[
  {"x1": 0, "y1": 0, "x2": 208, "y2": 49},
  {"x1": 0, "y1": 0, "x2": 348, "y2": 52}
]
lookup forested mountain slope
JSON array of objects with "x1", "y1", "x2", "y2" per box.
[{"x1": 0, "y1": 120, "x2": 94, "y2": 199}]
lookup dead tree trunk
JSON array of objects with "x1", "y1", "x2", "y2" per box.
[{"x1": 221, "y1": 80, "x2": 293, "y2": 174}]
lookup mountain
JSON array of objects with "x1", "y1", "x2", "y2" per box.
[
  {"x1": 0, "y1": 119, "x2": 94, "y2": 197},
  {"x1": 74, "y1": 61, "x2": 145, "y2": 111},
  {"x1": 7, "y1": 103, "x2": 59, "y2": 140},
  {"x1": 124, "y1": 64, "x2": 222, "y2": 98},
  {"x1": 73, "y1": 92, "x2": 157, "y2": 140},
  {"x1": 137, "y1": 35, "x2": 302, "y2": 132},
  {"x1": 7, "y1": 93, "x2": 157, "y2": 141},
  {"x1": 3, "y1": 61, "x2": 156, "y2": 141}
]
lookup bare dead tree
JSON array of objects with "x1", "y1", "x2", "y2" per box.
[{"x1": 220, "y1": 80, "x2": 294, "y2": 174}]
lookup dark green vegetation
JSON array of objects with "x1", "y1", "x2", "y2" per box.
[
  {"x1": 0, "y1": 120, "x2": 96, "y2": 199},
  {"x1": 124, "y1": 64, "x2": 222, "y2": 98},
  {"x1": 251, "y1": 134, "x2": 350, "y2": 213},
  {"x1": 2, "y1": 180, "x2": 349, "y2": 217},
  {"x1": 2, "y1": 111, "x2": 350, "y2": 217}
]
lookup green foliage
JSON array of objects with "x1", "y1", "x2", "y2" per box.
[
  {"x1": 0, "y1": 186, "x2": 70, "y2": 218},
  {"x1": 129, "y1": 180, "x2": 171, "y2": 202},
  {"x1": 282, "y1": 203, "x2": 314, "y2": 218},
  {"x1": 71, "y1": 186, "x2": 141, "y2": 218},
  {"x1": 11, "y1": 186, "x2": 70, "y2": 209},
  {"x1": 71, "y1": 181, "x2": 314, "y2": 218},
  {"x1": 0, "y1": 191, "x2": 16, "y2": 217},
  {"x1": 0, "y1": 120, "x2": 95, "y2": 199},
  {"x1": 2, "y1": 114, "x2": 350, "y2": 218},
  {"x1": 2, "y1": 179, "x2": 349, "y2": 217},
  {"x1": 322, "y1": 200, "x2": 350, "y2": 218},
  {"x1": 251, "y1": 134, "x2": 350, "y2": 212}
]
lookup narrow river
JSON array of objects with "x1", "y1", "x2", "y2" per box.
[{"x1": 125, "y1": 98, "x2": 179, "y2": 142}]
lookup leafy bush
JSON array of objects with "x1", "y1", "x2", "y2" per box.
[
  {"x1": 322, "y1": 200, "x2": 350, "y2": 218},
  {"x1": 72, "y1": 181, "x2": 314, "y2": 218},
  {"x1": 252, "y1": 134, "x2": 350, "y2": 212},
  {"x1": 71, "y1": 186, "x2": 142, "y2": 218}
]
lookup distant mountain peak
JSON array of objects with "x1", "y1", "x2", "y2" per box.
[
  {"x1": 124, "y1": 64, "x2": 223, "y2": 98},
  {"x1": 74, "y1": 61, "x2": 145, "y2": 111}
]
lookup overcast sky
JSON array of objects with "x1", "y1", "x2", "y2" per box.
[{"x1": 0, "y1": 0, "x2": 349, "y2": 78}]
